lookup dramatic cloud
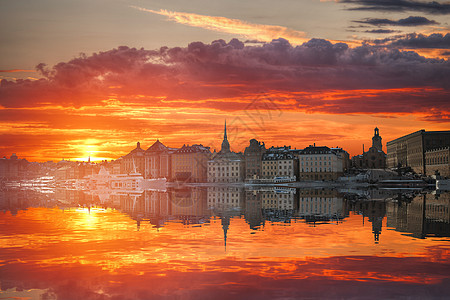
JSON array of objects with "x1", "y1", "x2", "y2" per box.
[
  {"x1": 340, "y1": 0, "x2": 450, "y2": 15},
  {"x1": 354, "y1": 16, "x2": 438, "y2": 26},
  {"x1": 132, "y1": 7, "x2": 308, "y2": 45},
  {"x1": 373, "y1": 33, "x2": 450, "y2": 48},
  {"x1": 1, "y1": 38, "x2": 449, "y2": 112}
]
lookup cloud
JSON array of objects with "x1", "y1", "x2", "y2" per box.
[
  {"x1": 339, "y1": 0, "x2": 450, "y2": 15},
  {"x1": 354, "y1": 16, "x2": 438, "y2": 26},
  {"x1": 132, "y1": 7, "x2": 308, "y2": 45},
  {"x1": 0, "y1": 38, "x2": 449, "y2": 119},
  {"x1": 372, "y1": 33, "x2": 450, "y2": 48}
]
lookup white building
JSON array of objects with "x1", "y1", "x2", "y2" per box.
[{"x1": 261, "y1": 147, "x2": 298, "y2": 182}]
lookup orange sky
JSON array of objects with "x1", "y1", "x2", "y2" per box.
[{"x1": 1, "y1": 2, "x2": 449, "y2": 162}]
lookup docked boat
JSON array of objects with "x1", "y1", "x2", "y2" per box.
[
  {"x1": 436, "y1": 179, "x2": 450, "y2": 191},
  {"x1": 78, "y1": 167, "x2": 166, "y2": 193}
]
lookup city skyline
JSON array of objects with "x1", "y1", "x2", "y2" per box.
[{"x1": 1, "y1": 0, "x2": 449, "y2": 162}]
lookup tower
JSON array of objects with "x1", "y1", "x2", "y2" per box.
[
  {"x1": 372, "y1": 127, "x2": 382, "y2": 151},
  {"x1": 221, "y1": 120, "x2": 231, "y2": 153}
]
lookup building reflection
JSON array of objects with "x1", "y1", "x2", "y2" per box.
[
  {"x1": 297, "y1": 189, "x2": 345, "y2": 224},
  {"x1": 347, "y1": 199, "x2": 386, "y2": 243},
  {"x1": 1, "y1": 185, "x2": 449, "y2": 242},
  {"x1": 386, "y1": 191, "x2": 450, "y2": 239}
]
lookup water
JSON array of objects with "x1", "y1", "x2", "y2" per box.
[{"x1": 0, "y1": 187, "x2": 449, "y2": 299}]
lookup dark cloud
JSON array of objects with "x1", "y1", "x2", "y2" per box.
[
  {"x1": 354, "y1": 16, "x2": 438, "y2": 26},
  {"x1": 340, "y1": 0, "x2": 450, "y2": 15},
  {"x1": 0, "y1": 38, "x2": 449, "y2": 118},
  {"x1": 373, "y1": 33, "x2": 450, "y2": 48},
  {"x1": 365, "y1": 29, "x2": 399, "y2": 34}
]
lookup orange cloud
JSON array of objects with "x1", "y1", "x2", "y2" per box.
[{"x1": 132, "y1": 7, "x2": 308, "y2": 44}]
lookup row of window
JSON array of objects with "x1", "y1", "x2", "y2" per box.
[
  {"x1": 301, "y1": 156, "x2": 332, "y2": 161},
  {"x1": 301, "y1": 161, "x2": 332, "y2": 166},
  {"x1": 426, "y1": 156, "x2": 449, "y2": 164},
  {"x1": 301, "y1": 168, "x2": 332, "y2": 172},
  {"x1": 209, "y1": 166, "x2": 240, "y2": 171}
]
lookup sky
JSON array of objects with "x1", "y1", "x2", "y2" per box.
[{"x1": 0, "y1": 0, "x2": 449, "y2": 162}]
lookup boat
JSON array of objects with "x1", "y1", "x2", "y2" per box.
[
  {"x1": 436, "y1": 179, "x2": 450, "y2": 191},
  {"x1": 77, "y1": 166, "x2": 166, "y2": 193}
]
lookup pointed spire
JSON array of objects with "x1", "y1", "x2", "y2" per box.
[
  {"x1": 221, "y1": 120, "x2": 231, "y2": 153},
  {"x1": 224, "y1": 119, "x2": 227, "y2": 140}
]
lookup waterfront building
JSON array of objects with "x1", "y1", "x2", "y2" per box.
[
  {"x1": 425, "y1": 147, "x2": 450, "y2": 177},
  {"x1": 144, "y1": 140, "x2": 176, "y2": 179},
  {"x1": 298, "y1": 145, "x2": 344, "y2": 181},
  {"x1": 120, "y1": 142, "x2": 146, "y2": 175},
  {"x1": 244, "y1": 139, "x2": 266, "y2": 179},
  {"x1": 386, "y1": 130, "x2": 450, "y2": 175},
  {"x1": 171, "y1": 144, "x2": 211, "y2": 182},
  {"x1": 207, "y1": 121, "x2": 245, "y2": 183},
  {"x1": 261, "y1": 146, "x2": 298, "y2": 181},
  {"x1": 352, "y1": 128, "x2": 386, "y2": 169}
]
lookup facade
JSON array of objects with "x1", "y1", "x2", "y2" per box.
[
  {"x1": 244, "y1": 139, "x2": 266, "y2": 179},
  {"x1": 207, "y1": 121, "x2": 245, "y2": 183},
  {"x1": 144, "y1": 140, "x2": 176, "y2": 179},
  {"x1": 351, "y1": 128, "x2": 386, "y2": 169},
  {"x1": 298, "y1": 146, "x2": 344, "y2": 181},
  {"x1": 261, "y1": 146, "x2": 298, "y2": 181},
  {"x1": 120, "y1": 142, "x2": 146, "y2": 175},
  {"x1": 171, "y1": 144, "x2": 211, "y2": 182},
  {"x1": 386, "y1": 130, "x2": 450, "y2": 175},
  {"x1": 425, "y1": 147, "x2": 450, "y2": 177}
]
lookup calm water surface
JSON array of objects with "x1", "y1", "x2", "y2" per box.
[{"x1": 0, "y1": 187, "x2": 449, "y2": 299}]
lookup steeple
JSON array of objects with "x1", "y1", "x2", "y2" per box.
[
  {"x1": 224, "y1": 119, "x2": 227, "y2": 140},
  {"x1": 372, "y1": 127, "x2": 382, "y2": 151},
  {"x1": 221, "y1": 120, "x2": 231, "y2": 153}
]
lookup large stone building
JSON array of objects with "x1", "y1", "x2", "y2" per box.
[
  {"x1": 352, "y1": 128, "x2": 386, "y2": 169},
  {"x1": 207, "y1": 121, "x2": 245, "y2": 183},
  {"x1": 244, "y1": 139, "x2": 266, "y2": 179},
  {"x1": 261, "y1": 146, "x2": 298, "y2": 182},
  {"x1": 298, "y1": 145, "x2": 344, "y2": 181},
  {"x1": 171, "y1": 144, "x2": 211, "y2": 182},
  {"x1": 386, "y1": 130, "x2": 450, "y2": 175},
  {"x1": 425, "y1": 147, "x2": 450, "y2": 177},
  {"x1": 144, "y1": 140, "x2": 176, "y2": 179}
]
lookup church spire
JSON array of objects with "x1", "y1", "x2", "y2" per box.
[
  {"x1": 221, "y1": 120, "x2": 231, "y2": 153},
  {"x1": 224, "y1": 119, "x2": 227, "y2": 140}
]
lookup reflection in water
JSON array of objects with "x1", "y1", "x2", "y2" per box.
[{"x1": 0, "y1": 186, "x2": 449, "y2": 299}]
